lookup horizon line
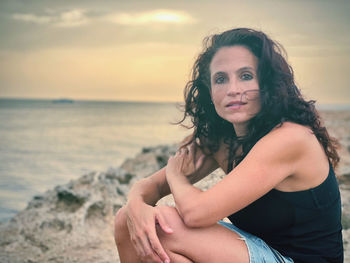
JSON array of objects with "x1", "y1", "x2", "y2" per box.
[
  {"x1": 0, "y1": 96, "x2": 349, "y2": 107},
  {"x1": 0, "y1": 96, "x2": 183, "y2": 104}
]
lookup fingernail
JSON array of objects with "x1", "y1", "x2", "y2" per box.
[
  {"x1": 164, "y1": 259, "x2": 170, "y2": 263},
  {"x1": 166, "y1": 227, "x2": 173, "y2": 233}
]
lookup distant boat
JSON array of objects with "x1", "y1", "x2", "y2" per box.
[{"x1": 52, "y1": 98, "x2": 74, "y2": 103}]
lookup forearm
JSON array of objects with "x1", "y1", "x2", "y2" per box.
[
  {"x1": 127, "y1": 179, "x2": 160, "y2": 206},
  {"x1": 167, "y1": 173, "x2": 202, "y2": 221},
  {"x1": 165, "y1": 147, "x2": 219, "y2": 227},
  {"x1": 127, "y1": 167, "x2": 170, "y2": 206}
]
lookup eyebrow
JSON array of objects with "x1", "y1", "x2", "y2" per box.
[
  {"x1": 237, "y1": 66, "x2": 255, "y2": 73},
  {"x1": 211, "y1": 66, "x2": 256, "y2": 78}
]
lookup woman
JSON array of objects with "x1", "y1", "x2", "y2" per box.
[{"x1": 114, "y1": 28, "x2": 343, "y2": 263}]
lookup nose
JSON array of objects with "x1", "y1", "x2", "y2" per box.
[{"x1": 226, "y1": 80, "x2": 241, "y2": 96}]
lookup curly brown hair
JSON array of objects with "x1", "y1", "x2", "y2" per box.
[{"x1": 179, "y1": 28, "x2": 339, "y2": 170}]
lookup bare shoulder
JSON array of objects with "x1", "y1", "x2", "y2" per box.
[
  {"x1": 245, "y1": 121, "x2": 325, "y2": 178},
  {"x1": 270, "y1": 122, "x2": 314, "y2": 141},
  {"x1": 261, "y1": 122, "x2": 329, "y2": 191},
  {"x1": 254, "y1": 122, "x2": 314, "y2": 160}
]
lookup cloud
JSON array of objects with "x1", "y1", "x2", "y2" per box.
[
  {"x1": 12, "y1": 9, "x2": 89, "y2": 27},
  {"x1": 12, "y1": 13, "x2": 52, "y2": 24},
  {"x1": 55, "y1": 9, "x2": 89, "y2": 27},
  {"x1": 12, "y1": 9, "x2": 195, "y2": 28},
  {"x1": 106, "y1": 9, "x2": 196, "y2": 25}
]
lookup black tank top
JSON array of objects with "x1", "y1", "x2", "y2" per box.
[{"x1": 228, "y1": 164, "x2": 343, "y2": 263}]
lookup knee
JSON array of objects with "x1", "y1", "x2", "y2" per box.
[
  {"x1": 114, "y1": 206, "x2": 128, "y2": 244},
  {"x1": 157, "y1": 206, "x2": 184, "y2": 226},
  {"x1": 156, "y1": 206, "x2": 188, "y2": 241}
]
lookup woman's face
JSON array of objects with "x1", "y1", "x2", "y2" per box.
[{"x1": 209, "y1": 45, "x2": 261, "y2": 135}]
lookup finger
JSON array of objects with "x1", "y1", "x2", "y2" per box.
[
  {"x1": 134, "y1": 236, "x2": 147, "y2": 259},
  {"x1": 128, "y1": 224, "x2": 164, "y2": 263},
  {"x1": 195, "y1": 137, "x2": 201, "y2": 146},
  {"x1": 154, "y1": 212, "x2": 172, "y2": 263},
  {"x1": 148, "y1": 232, "x2": 170, "y2": 263},
  {"x1": 126, "y1": 219, "x2": 146, "y2": 258},
  {"x1": 188, "y1": 144, "x2": 195, "y2": 159},
  {"x1": 155, "y1": 211, "x2": 172, "y2": 262},
  {"x1": 189, "y1": 142, "x2": 195, "y2": 153},
  {"x1": 128, "y1": 230, "x2": 145, "y2": 259},
  {"x1": 156, "y1": 212, "x2": 173, "y2": 234},
  {"x1": 139, "y1": 234, "x2": 160, "y2": 262},
  {"x1": 132, "y1": 229, "x2": 162, "y2": 262},
  {"x1": 178, "y1": 146, "x2": 188, "y2": 155},
  {"x1": 195, "y1": 154, "x2": 205, "y2": 170},
  {"x1": 168, "y1": 156, "x2": 176, "y2": 165}
]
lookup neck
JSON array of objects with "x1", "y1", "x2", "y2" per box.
[{"x1": 233, "y1": 123, "x2": 247, "y2": 137}]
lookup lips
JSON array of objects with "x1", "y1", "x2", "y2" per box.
[{"x1": 225, "y1": 101, "x2": 246, "y2": 107}]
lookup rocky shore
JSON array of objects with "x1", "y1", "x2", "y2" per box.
[{"x1": 0, "y1": 110, "x2": 349, "y2": 263}]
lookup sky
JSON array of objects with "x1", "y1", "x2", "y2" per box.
[{"x1": 0, "y1": 0, "x2": 349, "y2": 103}]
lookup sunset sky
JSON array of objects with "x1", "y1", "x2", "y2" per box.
[{"x1": 0, "y1": 0, "x2": 349, "y2": 103}]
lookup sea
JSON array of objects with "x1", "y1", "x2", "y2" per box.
[
  {"x1": 1, "y1": 98, "x2": 349, "y2": 223},
  {"x1": 0, "y1": 98, "x2": 190, "y2": 222}
]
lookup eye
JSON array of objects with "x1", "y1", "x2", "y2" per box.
[
  {"x1": 215, "y1": 76, "x2": 226, "y2": 84},
  {"x1": 213, "y1": 74, "x2": 227, "y2": 84},
  {"x1": 240, "y1": 72, "x2": 253, "y2": 81}
]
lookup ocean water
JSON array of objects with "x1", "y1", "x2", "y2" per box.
[{"x1": 0, "y1": 98, "x2": 189, "y2": 222}]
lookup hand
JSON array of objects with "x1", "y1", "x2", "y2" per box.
[
  {"x1": 125, "y1": 201, "x2": 173, "y2": 263},
  {"x1": 166, "y1": 143, "x2": 205, "y2": 178}
]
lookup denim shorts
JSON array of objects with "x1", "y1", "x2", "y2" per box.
[{"x1": 218, "y1": 221, "x2": 294, "y2": 263}]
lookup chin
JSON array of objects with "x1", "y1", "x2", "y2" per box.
[
  {"x1": 230, "y1": 119, "x2": 250, "y2": 126},
  {"x1": 223, "y1": 114, "x2": 252, "y2": 125}
]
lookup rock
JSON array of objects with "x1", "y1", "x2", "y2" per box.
[
  {"x1": 121, "y1": 144, "x2": 178, "y2": 180},
  {"x1": 55, "y1": 185, "x2": 89, "y2": 212},
  {"x1": 0, "y1": 145, "x2": 180, "y2": 262},
  {"x1": 338, "y1": 173, "x2": 350, "y2": 188},
  {"x1": 0, "y1": 168, "x2": 128, "y2": 263},
  {"x1": 0, "y1": 145, "x2": 179, "y2": 263}
]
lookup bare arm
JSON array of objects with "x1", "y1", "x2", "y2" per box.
[
  {"x1": 127, "y1": 167, "x2": 168, "y2": 206},
  {"x1": 166, "y1": 123, "x2": 314, "y2": 228},
  {"x1": 127, "y1": 147, "x2": 219, "y2": 205},
  {"x1": 124, "y1": 144, "x2": 218, "y2": 262}
]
